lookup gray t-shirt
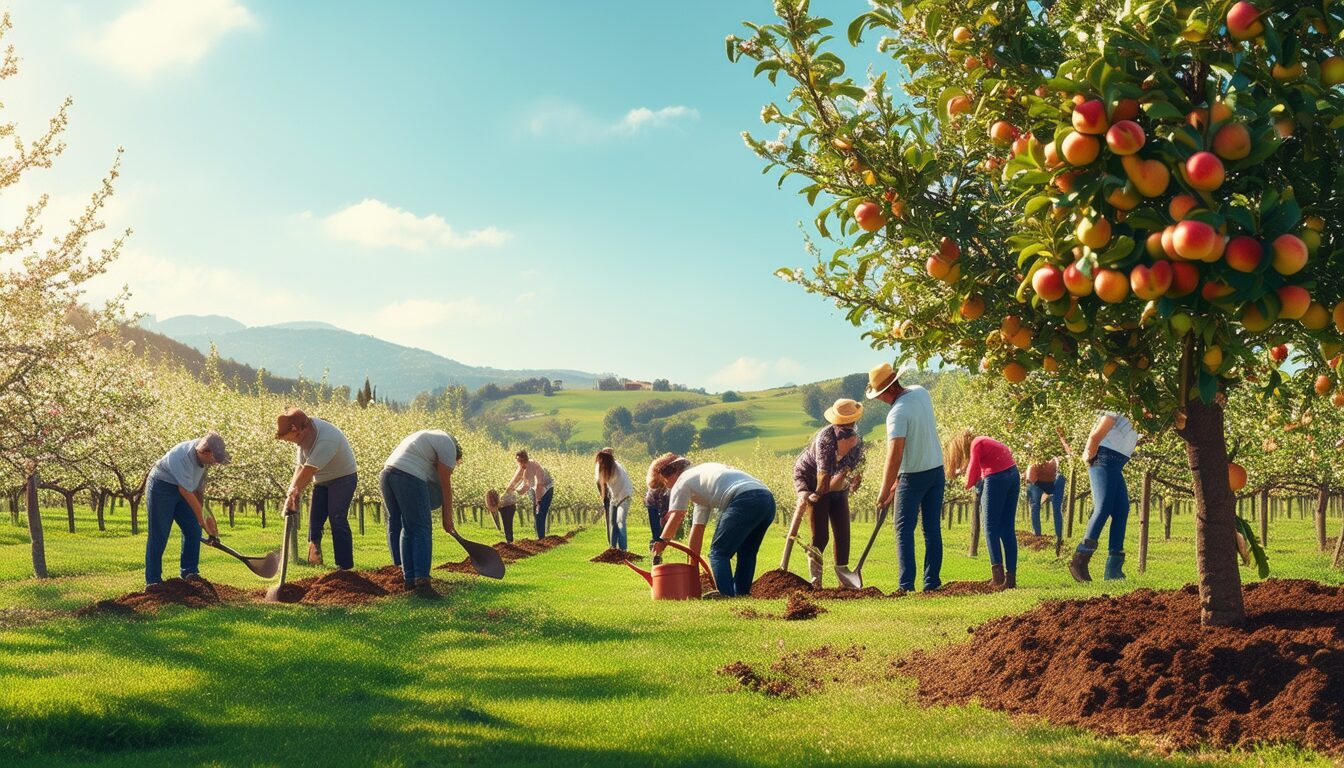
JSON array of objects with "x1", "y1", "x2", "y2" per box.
[
  {"x1": 1098, "y1": 412, "x2": 1141, "y2": 457},
  {"x1": 297, "y1": 418, "x2": 358, "y2": 483},
  {"x1": 385, "y1": 429, "x2": 458, "y2": 483},
  {"x1": 668, "y1": 463, "x2": 768, "y2": 525},
  {"x1": 885, "y1": 385, "x2": 943, "y2": 474},
  {"x1": 148, "y1": 439, "x2": 206, "y2": 492}
]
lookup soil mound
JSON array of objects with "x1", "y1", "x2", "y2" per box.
[
  {"x1": 782, "y1": 592, "x2": 826, "y2": 620},
  {"x1": 297, "y1": 570, "x2": 388, "y2": 605},
  {"x1": 917, "y1": 580, "x2": 1001, "y2": 597},
  {"x1": 813, "y1": 586, "x2": 886, "y2": 600},
  {"x1": 899, "y1": 579, "x2": 1344, "y2": 755},
  {"x1": 365, "y1": 565, "x2": 412, "y2": 593},
  {"x1": 80, "y1": 577, "x2": 246, "y2": 615},
  {"x1": 750, "y1": 569, "x2": 813, "y2": 598},
  {"x1": 719, "y1": 645, "x2": 866, "y2": 698},
  {"x1": 493, "y1": 542, "x2": 536, "y2": 561},
  {"x1": 1016, "y1": 531, "x2": 1056, "y2": 551},
  {"x1": 590, "y1": 548, "x2": 644, "y2": 564},
  {"x1": 436, "y1": 529, "x2": 578, "y2": 573}
]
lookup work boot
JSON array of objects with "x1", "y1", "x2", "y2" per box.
[
  {"x1": 1070, "y1": 539, "x2": 1097, "y2": 583},
  {"x1": 413, "y1": 577, "x2": 437, "y2": 598},
  {"x1": 307, "y1": 541, "x2": 323, "y2": 566},
  {"x1": 990, "y1": 564, "x2": 1005, "y2": 587},
  {"x1": 701, "y1": 590, "x2": 725, "y2": 600},
  {"x1": 1055, "y1": 537, "x2": 1064, "y2": 558},
  {"x1": 808, "y1": 554, "x2": 824, "y2": 589},
  {"x1": 1004, "y1": 571, "x2": 1017, "y2": 589},
  {"x1": 1103, "y1": 551, "x2": 1127, "y2": 581}
]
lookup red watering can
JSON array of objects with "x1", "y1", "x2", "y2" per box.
[{"x1": 623, "y1": 540, "x2": 715, "y2": 600}]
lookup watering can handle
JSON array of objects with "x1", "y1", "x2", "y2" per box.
[{"x1": 660, "y1": 540, "x2": 716, "y2": 587}]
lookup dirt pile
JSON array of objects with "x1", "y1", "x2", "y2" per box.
[
  {"x1": 899, "y1": 579, "x2": 1344, "y2": 755},
  {"x1": 749, "y1": 569, "x2": 998, "y2": 600},
  {"x1": 436, "y1": 530, "x2": 578, "y2": 573},
  {"x1": 782, "y1": 592, "x2": 826, "y2": 620},
  {"x1": 719, "y1": 645, "x2": 866, "y2": 698},
  {"x1": 813, "y1": 586, "x2": 887, "y2": 600},
  {"x1": 749, "y1": 569, "x2": 812, "y2": 598},
  {"x1": 916, "y1": 580, "x2": 1002, "y2": 597},
  {"x1": 590, "y1": 548, "x2": 644, "y2": 564},
  {"x1": 80, "y1": 577, "x2": 247, "y2": 615},
  {"x1": 1017, "y1": 531, "x2": 1056, "y2": 551}
]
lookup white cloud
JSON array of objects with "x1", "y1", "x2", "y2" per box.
[
  {"x1": 709, "y1": 356, "x2": 805, "y2": 391},
  {"x1": 525, "y1": 102, "x2": 699, "y2": 140},
  {"x1": 366, "y1": 297, "x2": 488, "y2": 334},
  {"x1": 83, "y1": 0, "x2": 257, "y2": 81},
  {"x1": 311, "y1": 199, "x2": 510, "y2": 251}
]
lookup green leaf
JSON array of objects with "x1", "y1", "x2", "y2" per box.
[
  {"x1": 754, "y1": 59, "x2": 782, "y2": 78},
  {"x1": 1096, "y1": 236, "x2": 1136, "y2": 265},
  {"x1": 1235, "y1": 516, "x2": 1271, "y2": 579},
  {"x1": 1198, "y1": 371, "x2": 1217, "y2": 404},
  {"x1": 1142, "y1": 101, "x2": 1184, "y2": 121},
  {"x1": 1024, "y1": 196, "x2": 1053, "y2": 217}
]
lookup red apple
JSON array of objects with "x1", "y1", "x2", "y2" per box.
[
  {"x1": 1105, "y1": 120, "x2": 1145, "y2": 155},
  {"x1": 1033, "y1": 265, "x2": 1066, "y2": 301},
  {"x1": 1071, "y1": 99, "x2": 1109, "y2": 135},
  {"x1": 1227, "y1": 2, "x2": 1264, "y2": 40},
  {"x1": 1063, "y1": 261, "x2": 1093, "y2": 296},
  {"x1": 1172, "y1": 220, "x2": 1220, "y2": 261},
  {"x1": 1185, "y1": 152, "x2": 1225, "y2": 191},
  {"x1": 1224, "y1": 236, "x2": 1263, "y2": 272},
  {"x1": 1166, "y1": 261, "x2": 1199, "y2": 297},
  {"x1": 1130, "y1": 261, "x2": 1173, "y2": 300},
  {"x1": 854, "y1": 201, "x2": 887, "y2": 232},
  {"x1": 1277, "y1": 285, "x2": 1311, "y2": 320},
  {"x1": 1212, "y1": 123, "x2": 1252, "y2": 160},
  {"x1": 1271, "y1": 234, "x2": 1308, "y2": 274}
]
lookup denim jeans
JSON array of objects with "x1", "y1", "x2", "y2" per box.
[
  {"x1": 309, "y1": 472, "x2": 357, "y2": 569},
  {"x1": 981, "y1": 466, "x2": 1020, "y2": 572},
  {"x1": 647, "y1": 506, "x2": 664, "y2": 547},
  {"x1": 609, "y1": 497, "x2": 629, "y2": 550},
  {"x1": 707, "y1": 489, "x2": 775, "y2": 596},
  {"x1": 500, "y1": 505, "x2": 516, "y2": 542},
  {"x1": 534, "y1": 487, "x2": 554, "y2": 538},
  {"x1": 145, "y1": 478, "x2": 202, "y2": 584},
  {"x1": 894, "y1": 467, "x2": 945, "y2": 591},
  {"x1": 1080, "y1": 447, "x2": 1130, "y2": 554},
  {"x1": 380, "y1": 467, "x2": 432, "y2": 583},
  {"x1": 1028, "y1": 475, "x2": 1065, "y2": 538}
]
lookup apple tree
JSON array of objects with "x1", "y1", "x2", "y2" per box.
[{"x1": 730, "y1": 0, "x2": 1344, "y2": 625}]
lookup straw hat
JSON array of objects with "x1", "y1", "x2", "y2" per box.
[
  {"x1": 823, "y1": 398, "x2": 864, "y2": 426},
  {"x1": 864, "y1": 361, "x2": 918, "y2": 399}
]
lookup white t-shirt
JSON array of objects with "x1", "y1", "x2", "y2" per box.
[
  {"x1": 1098, "y1": 412, "x2": 1141, "y2": 457},
  {"x1": 148, "y1": 440, "x2": 206, "y2": 492},
  {"x1": 884, "y1": 386, "x2": 944, "y2": 473},
  {"x1": 385, "y1": 430, "x2": 458, "y2": 483},
  {"x1": 668, "y1": 463, "x2": 768, "y2": 525},
  {"x1": 595, "y1": 461, "x2": 634, "y2": 505},
  {"x1": 297, "y1": 418, "x2": 358, "y2": 483}
]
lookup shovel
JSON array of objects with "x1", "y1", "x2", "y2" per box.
[
  {"x1": 847, "y1": 503, "x2": 890, "y2": 589},
  {"x1": 779, "y1": 499, "x2": 811, "y2": 571},
  {"x1": 265, "y1": 505, "x2": 299, "y2": 603},
  {"x1": 450, "y1": 529, "x2": 505, "y2": 579},
  {"x1": 201, "y1": 536, "x2": 280, "y2": 579}
]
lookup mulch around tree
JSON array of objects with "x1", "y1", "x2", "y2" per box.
[
  {"x1": 78, "y1": 576, "x2": 248, "y2": 615},
  {"x1": 1016, "y1": 531, "x2": 1057, "y2": 551},
  {"x1": 897, "y1": 579, "x2": 1344, "y2": 755},
  {"x1": 590, "y1": 548, "x2": 644, "y2": 564},
  {"x1": 718, "y1": 644, "x2": 866, "y2": 698}
]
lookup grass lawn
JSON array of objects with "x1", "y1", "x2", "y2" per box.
[{"x1": 2, "y1": 502, "x2": 1342, "y2": 767}]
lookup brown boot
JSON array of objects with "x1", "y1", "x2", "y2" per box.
[
  {"x1": 990, "y1": 564, "x2": 1005, "y2": 587},
  {"x1": 307, "y1": 541, "x2": 323, "y2": 565},
  {"x1": 1069, "y1": 544, "x2": 1095, "y2": 583},
  {"x1": 1004, "y1": 571, "x2": 1017, "y2": 589}
]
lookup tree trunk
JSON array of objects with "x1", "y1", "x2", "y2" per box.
[
  {"x1": 358, "y1": 498, "x2": 365, "y2": 535},
  {"x1": 129, "y1": 496, "x2": 141, "y2": 536},
  {"x1": 1138, "y1": 471, "x2": 1152, "y2": 574},
  {"x1": 1176, "y1": 397, "x2": 1245, "y2": 627},
  {"x1": 1259, "y1": 487, "x2": 1269, "y2": 547},
  {"x1": 65, "y1": 491, "x2": 76, "y2": 533},
  {"x1": 1163, "y1": 502, "x2": 1173, "y2": 540},
  {"x1": 1333, "y1": 515, "x2": 1344, "y2": 569},
  {"x1": 1315, "y1": 486, "x2": 1329, "y2": 552},
  {"x1": 26, "y1": 472, "x2": 48, "y2": 579}
]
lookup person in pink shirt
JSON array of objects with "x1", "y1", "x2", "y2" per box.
[{"x1": 945, "y1": 429, "x2": 1020, "y2": 589}]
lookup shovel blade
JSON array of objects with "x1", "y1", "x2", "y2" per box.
[
  {"x1": 835, "y1": 566, "x2": 862, "y2": 590},
  {"x1": 452, "y1": 531, "x2": 505, "y2": 579},
  {"x1": 246, "y1": 550, "x2": 282, "y2": 579}
]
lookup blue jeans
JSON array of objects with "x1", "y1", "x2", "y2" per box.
[
  {"x1": 647, "y1": 505, "x2": 664, "y2": 547},
  {"x1": 894, "y1": 467, "x2": 945, "y2": 591},
  {"x1": 1080, "y1": 447, "x2": 1130, "y2": 554},
  {"x1": 981, "y1": 466, "x2": 1020, "y2": 572},
  {"x1": 708, "y1": 489, "x2": 775, "y2": 596},
  {"x1": 534, "y1": 487, "x2": 554, "y2": 538},
  {"x1": 380, "y1": 467, "x2": 433, "y2": 583},
  {"x1": 609, "y1": 497, "x2": 629, "y2": 550},
  {"x1": 310, "y1": 473, "x2": 357, "y2": 569},
  {"x1": 145, "y1": 479, "x2": 202, "y2": 584},
  {"x1": 1028, "y1": 475, "x2": 1065, "y2": 538}
]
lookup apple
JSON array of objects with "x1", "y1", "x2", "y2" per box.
[
  {"x1": 1275, "y1": 117, "x2": 1296, "y2": 139},
  {"x1": 1302, "y1": 302, "x2": 1330, "y2": 330},
  {"x1": 1202, "y1": 280, "x2": 1235, "y2": 302},
  {"x1": 1043, "y1": 355, "x2": 1058, "y2": 372},
  {"x1": 1166, "y1": 261, "x2": 1199, "y2": 297},
  {"x1": 1076, "y1": 215, "x2": 1112, "y2": 249},
  {"x1": 989, "y1": 121, "x2": 1017, "y2": 144},
  {"x1": 926, "y1": 256, "x2": 952, "y2": 279},
  {"x1": 1226, "y1": 2, "x2": 1264, "y2": 40},
  {"x1": 1170, "y1": 311, "x2": 1193, "y2": 334},
  {"x1": 1105, "y1": 120, "x2": 1145, "y2": 155},
  {"x1": 1032, "y1": 265, "x2": 1067, "y2": 301},
  {"x1": 939, "y1": 236, "x2": 961, "y2": 263},
  {"x1": 1120, "y1": 155, "x2": 1171, "y2": 197},
  {"x1": 1172, "y1": 220, "x2": 1221, "y2": 261},
  {"x1": 1053, "y1": 170, "x2": 1082, "y2": 193},
  {"x1": 1043, "y1": 140, "x2": 1062, "y2": 169},
  {"x1": 1061, "y1": 131, "x2": 1100, "y2": 165},
  {"x1": 1107, "y1": 184, "x2": 1140, "y2": 211},
  {"x1": 1002, "y1": 362, "x2": 1027, "y2": 383},
  {"x1": 1224, "y1": 236, "x2": 1263, "y2": 272},
  {"x1": 1212, "y1": 123, "x2": 1252, "y2": 160},
  {"x1": 1187, "y1": 102, "x2": 1233, "y2": 131},
  {"x1": 1334, "y1": 300, "x2": 1344, "y2": 332},
  {"x1": 1009, "y1": 327, "x2": 1033, "y2": 349},
  {"x1": 952, "y1": 26, "x2": 973, "y2": 43},
  {"x1": 1169, "y1": 194, "x2": 1199, "y2": 221},
  {"x1": 1315, "y1": 374, "x2": 1334, "y2": 396},
  {"x1": 1145, "y1": 231, "x2": 1166, "y2": 259},
  {"x1": 1094, "y1": 269, "x2": 1129, "y2": 303},
  {"x1": 1011, "y1": 135, "x2": 1029, "y2": 157},
  {"x1": 947, "y1": 95, "x2": 972, "y2": 117},
  {"x1": 1130, "y1": 261, "x2": 1173, "y2": 300},
  {"x1": 1272, "y1": 61, "x2": 1305, "y2": 81},
  {"x1": 959, "y1": 294, "x2": 986, "y2": 320},
  {"x1": 1277, "y1": 285, "x2": 1311, "y2": 320},
  {"x1": 1203, "y1": 345, "x2": 1224, "y2": 372},
  {"x1": 1271, "y1": 234, "x2": 1308, "y2": 274},
  {"x1": 1228, "y1": 463, "x2": 1247, "y2": 492},
  {"x1": 1071, "y1": 99, "x2": 1109, "y2": 134},
  {"x1": 1063, "y1": 261, "x2": 1093, "y2": 296},
  {"x1": 1270, "y1": 344, "x2": 1289, "y2": 363},
  {"x1": 854, "y1": 201, "x2": 887, "y2": 232},
  {"x1": 1185, "y1": 152, "x2": 1225, "y2": 191},
  {"x1": 1240, "y1": 304, "x2": 1273, "y2": 332},
  {"x1": 1111, "y1": 99, "x2": 1140, "y2": 122},
  {"x1": 1322, "y1": 56, "x2": 1344, "y2": 87}
]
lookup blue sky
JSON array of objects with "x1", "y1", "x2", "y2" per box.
[{"x1": 2, "y1": 0, "x2": 890, "y2": 391}]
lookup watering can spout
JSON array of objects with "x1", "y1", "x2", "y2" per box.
[{"x1": 623, "y1": 560, "x2": 653, "y2": 585}]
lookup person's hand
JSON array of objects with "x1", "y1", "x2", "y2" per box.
[
  {"x1": 204, "y1": 517, "x2": 219, "y2": 538},
  {"x1": 443, "y1": 515, "x2": 456, "y2": 535},
  {"x1": 848, "y1": 474, "x2": 863, "y2": 493},
  {"x1": 878, "y1": 487, "x2": 894, "y2": 508},
  {"x1": 651, "y1": 538, "x2": 668, "y2": 556},
  {"x1": 285, "y1": 489, "x2": 300, "y2": 513},
  {"x1": 806, "y1": 492, "x2": 820, "y2": 504}
]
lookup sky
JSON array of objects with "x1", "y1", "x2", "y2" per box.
[{"x1": 0, "y1": 0, "x2": 893, "y2": 392}]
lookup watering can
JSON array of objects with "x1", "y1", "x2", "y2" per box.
[{"x1": 623, "y1": 540, "x2": 715, "y2": 600}]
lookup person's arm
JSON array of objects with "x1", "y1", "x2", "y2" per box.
[
  {"x1": 1055, "y1": 426, "x2": 1076, "y2": 458},
  {"x1": 178, "y1": 484, "x2": 218, "y2": 537},
  {"x1": 653, "y1": 509, "x2": 686, "y2": 555},
  {"x1": 1084, "y1": 415, "x2": 1117, "y2": 463},
  {"x1": 436, "y1": 461, "x2": 455, "y2": 533},
  {"x1": 503, "y1": 464, "x2": 525, "y2": 494},
  {"x1": 687, "y1": 522, "x2": 706, "y2": 556},
  {"x1": 286, "y1": 465, "x2": 318, "y2": 512},
  {"x1": 877, "y1": 437, "x2": 906, "y2": 508},
  {"x1": 963, "y1": 443, "x2": 981, "y2": 489}
]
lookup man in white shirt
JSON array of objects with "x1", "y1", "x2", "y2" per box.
[
  {"x1": 145, "y1": 432, "x2": 230, "y2": 585},
  {"x1": 275, "y1": 407, "x2": 359, "y2": 569},
  {"x1": 380, "y1": 429, "x2": 460, "y2": 592}
]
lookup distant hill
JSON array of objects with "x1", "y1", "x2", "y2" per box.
[
  {"x1": 141, "y1": 314, "x2": 246, "y2": 338},
  {"x1": 116, "y1": 322, "x2": 302, "y2": 395},
  {"x1": 147, "y1": 314, "x2": 602, "y2": 401}
]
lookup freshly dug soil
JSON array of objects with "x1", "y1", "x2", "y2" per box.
[
  {"x1": 365, "y1": 565, "x2": 413, "y2": 593},
  {"x1": 915, "y1": 580, "x2": 1002, "y2": 597},
  {"x1": 0, "y1": 607, "x2": 60, "y2": 629},
  {"x1": 80, "y1": 577, "x2": 247, "y2": 615},
  {"x1": 1017, "y1": 531, "x2": 1056, "y2": 552},
  {"x1": 782, "y1": 592, "x2": 826, "y2": 620},
  {"x1": 813, "y1": 586, "x2": 887, "y2": 600},
  {"x1": 436, "y1": 529, "x2": 579, "y2": 573},
  {"x1": 297, "y1": 570, "x2": 388, "y2": 605},
  {"x1": 750, "y1": 569, "x2": 813, "y2": 598},
  {"x1": 590, "y1": 548, "x2": 644, "y2": 564},
  {"x1": 900, "y1": 579, "x2": 1344, "y2": 755},
  {"x1": 493, "y1": 542, "x2": 537, "y2": 562},
  {"x1": 719, "y1": 645, "x2": 866, "y2": 698}
]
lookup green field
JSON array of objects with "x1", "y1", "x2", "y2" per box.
[
  {"x1": 2, "y1": 502, "x2": 1342, "y2": 767},
  {"x1": 487, "y1": 387, "x2": 887, "y2": 460}
]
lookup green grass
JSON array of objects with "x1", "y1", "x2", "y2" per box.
[
  {"x1": 493, "y1": 389, "x2": 716, "y2": 445},
  {"x1": 1, "y1": 502, "x2": 1342, "y2": 767}
]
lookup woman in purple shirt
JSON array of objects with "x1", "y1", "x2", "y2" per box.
[{"x1": 791, "y1": 399, "x2": 865, "y2": 588}]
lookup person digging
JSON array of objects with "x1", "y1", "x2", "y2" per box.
[
  {"x1": 144, "y1": 432, "x2": 230, "y2": 587},
  {"x1": 790, "y1": 398, "x2": 865, "y2": 589},
  {"x1": 275, "y1": 407, "x2": 359, "y2": 570}
]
